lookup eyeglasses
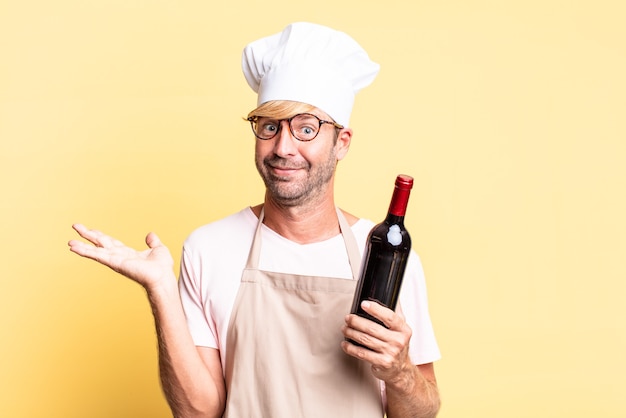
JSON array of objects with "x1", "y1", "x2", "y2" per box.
[{"x1": 247, "y1": 113, "x2": 344, "y2": 142}]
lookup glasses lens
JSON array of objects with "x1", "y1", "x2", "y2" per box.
[
  {"x1": 290, "y1": 114, "x2": 320, "y2": 141},
  {"x1": 253, "y1": 117, "x2": 279, "y2": 139}
]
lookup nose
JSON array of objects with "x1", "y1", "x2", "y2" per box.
[{"x1": 272, "y1": 120, "x2": 298, "y2": 157}]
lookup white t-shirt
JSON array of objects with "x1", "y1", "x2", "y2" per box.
[{"x1": 179, "y1": 207, "x2": 441, "y2": 374}]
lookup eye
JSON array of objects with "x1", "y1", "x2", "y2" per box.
[
  {"x1": 292, "y1": 115, "x2": 319, "y2": 138},
  {"x1": 262, "y1": 122, "x2": 278, "y2": 132},
  {"x1": 294, "y1": 124, "x2": 317, "y2": 138},
  {"x1": 256, "y1": 118, "x2": 279, "y2": 137}
]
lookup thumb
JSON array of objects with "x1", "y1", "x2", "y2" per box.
[{"x1": 145, "y1": 232, "x2": 163, "y2": 249}]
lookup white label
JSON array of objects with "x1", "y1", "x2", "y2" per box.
[{"x1": 386, "y1": 224, "x2": 403, "y2": 246}]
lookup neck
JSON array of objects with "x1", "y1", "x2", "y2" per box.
[{"x1": 255, "y1": 191, "x2": 341, "y2": 244}]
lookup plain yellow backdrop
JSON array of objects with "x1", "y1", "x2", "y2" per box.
[{"x1": 1, "y1": 1, "x2": 625, "y2": 417}]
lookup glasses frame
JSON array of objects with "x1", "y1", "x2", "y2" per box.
[{"x1": 247, "y1": 113, "x2": 344, "y2": 142}]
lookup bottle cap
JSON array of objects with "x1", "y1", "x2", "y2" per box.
[{"x1": 395, "y1": 174, "x2": 414, "y2": 190}]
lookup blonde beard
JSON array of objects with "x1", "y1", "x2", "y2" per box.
[{"x1": 256, "y1": 151, "x2": 337, "y2": 207}]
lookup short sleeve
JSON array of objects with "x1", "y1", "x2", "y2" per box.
[
  {"x1": 178, "y1": 245, "x2": 218, "y2": 348},
  {"x1": 400, "y1": 252, "x2": 441, "y2": 365}
]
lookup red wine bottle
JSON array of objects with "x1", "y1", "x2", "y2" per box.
[{"x1": 349, "y1": 174, "x2": 413, "y2": 330}]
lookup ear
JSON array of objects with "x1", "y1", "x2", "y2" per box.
[{"x1": 335, "y1": 128, "x2": 353, "y2": 161}]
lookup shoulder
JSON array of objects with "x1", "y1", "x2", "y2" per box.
[
  {"x1": 340, "y1": 209, "x2": 375, "y2": 252},
  {"x1": 351, "y1": 217, "x2": 375, "y2": 240},
  {"x1": 339, "y1": 208, "x2": 373, "y2": 230},
  {"x1": 339, "y1": 208, "x2": 360, "y2": 226}
]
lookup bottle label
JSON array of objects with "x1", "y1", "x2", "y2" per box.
[{"x1": 386, "y1": 224, "x2": 403, "y2": 245}]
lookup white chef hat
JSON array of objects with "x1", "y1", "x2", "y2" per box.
[{"x1": 242, "y1": 22, "x2": 380, "y2": 127}]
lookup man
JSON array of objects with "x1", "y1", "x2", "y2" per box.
[{"x1": 69, "y1": 22, "x2": 441, "y2": 417}]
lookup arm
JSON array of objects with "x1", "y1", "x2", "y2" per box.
[
  {"x1": 69, "y1": 224, "x2": 226, "y2": 418},
  {"x1": 385, "y1": 362, "x2": 440, "y2": 418},
  {"x1": 149, "y1": 278, "x2": 226, "y2": 417},
  {"x1": 341, "y1": 301, "x2": 440, "y2": 418}
]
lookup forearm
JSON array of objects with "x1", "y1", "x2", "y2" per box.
[
  {"x1": 385, "y1": 364, "x2": 440, "y2": 418},
  {"x1": 147, "y1": 276, "x2": 225, "y2": 418}
]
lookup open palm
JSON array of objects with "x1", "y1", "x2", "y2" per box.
[{"x1": 68, "y1": 223, "x2": 175, "y2": 289}]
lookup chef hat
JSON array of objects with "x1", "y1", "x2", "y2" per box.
[{"x1": 242, "y1": 22, "x2": 380, "y2": 127}]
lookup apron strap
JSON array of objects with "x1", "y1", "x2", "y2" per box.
[
  {"x1": 245, "y1": 206, "x2": 363, "y2": 280},
  {"x1": 336, "y1": 207, "x2": 362, "y2": 280},
  {"x1": 244, "y1": 206, "x2": 265, "y2": 270}
]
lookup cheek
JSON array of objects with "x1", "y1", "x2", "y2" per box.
[
  {"x1": 255, "y1": 141, "x2": 270, "y2": 158},
  {"x1": 300, "y1": 141, "x2": 331, "y2": 158}
]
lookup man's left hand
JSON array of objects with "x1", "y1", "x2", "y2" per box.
[{"x1": 341, "y1": 301, "x2": 414, "y2": 383}]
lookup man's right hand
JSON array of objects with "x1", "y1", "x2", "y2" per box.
[{"x1": 68, "y1": 224, "x2": 175, "y2": 291}]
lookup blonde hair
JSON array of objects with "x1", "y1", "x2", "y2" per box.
[{"x1": 248, "y1": 100, "x2": 330, "y2": 121}]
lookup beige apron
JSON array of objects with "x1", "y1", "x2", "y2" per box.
[{"x1": 223, "y1": 208, "x2": 383, "y2": 418}]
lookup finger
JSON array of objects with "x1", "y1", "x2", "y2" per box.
[
  {"x1": 72, "y1": 224, "x2": 124, "y2": 248},
  {"x1": 341, "y1": 340, "x2": 378, "y2": 362},
  {"x1": 68, "y1": 239, "x2": 108, "y2": 262},
  {"x1": 72, "y1": 223, "x2": 106, "y2": 246},
  {"x1": 71, "y1": 223, "x2": 91, "y2": 241},
  {"x1": 360, "y1": 301, "x2": 404, "y2": 330},
  {"x1": 342, "y1": 323, "x2": 385, "y2": 352},
  {"x1": 145, "y1": 232, "x2": 162, "y2": 249}
]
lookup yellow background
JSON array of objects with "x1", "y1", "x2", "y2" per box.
[{"x1": 1, "y1": 1, "x2": 625, "y2": 417}]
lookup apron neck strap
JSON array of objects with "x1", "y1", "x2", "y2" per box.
[
  {"x1": 336, "y1": 208, "x2": 362, "y2": 280},
  {"x1": 245, "y1": 206, "x2": 362, "y2": 280}
]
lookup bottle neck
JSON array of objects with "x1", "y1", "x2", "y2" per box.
[
  {"x1": 385, "y1": 174, "x2": 413, "y2": 226},
  {"x1": 385, "y1": 213, "x2": 405, "y2": 226},
  {"x1": 388, "y1": 183, "x2": 411, "y2": 217}
]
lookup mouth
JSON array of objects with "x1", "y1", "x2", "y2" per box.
[
  {"x1": 268, "y1": 167, "x2": 302, "y2": 179},
  {"x1": 265, "y1": 160, "x2": 307, "y2": 177}
]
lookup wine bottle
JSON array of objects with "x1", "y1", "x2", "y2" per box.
[{"x1": 349, "y1": 174, "x2": 413, "y2": 330}]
